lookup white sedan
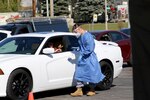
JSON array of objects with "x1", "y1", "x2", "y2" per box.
[{"x1": 0, "y1": 32, "x2": 123, "y2": 100}]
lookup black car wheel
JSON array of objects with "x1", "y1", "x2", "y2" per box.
[
  {"x1": 6, "y1": 69, "x2": 33, "y2": 100},
  {"x1": 97, "y1": 61, "x2": 113, "y2": 90}
]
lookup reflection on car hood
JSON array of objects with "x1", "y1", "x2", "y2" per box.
[{"x1": 0, "y1": 54, "x2": 29, "y2": 62}]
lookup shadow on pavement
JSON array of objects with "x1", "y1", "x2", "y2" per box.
[
  {"x1": 34, "y1": 86, "x2": 106, "y2": 99},
  {"x1": 123, "y1": 63, "x2": 132, "y2": 68},
  {"x1": 0, "y1": 87, "x2": 74, "y2": 100},
  {"x1": 34, "y1": 87, "x2": 74, "y2": 99}
]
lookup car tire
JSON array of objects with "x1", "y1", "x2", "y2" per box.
[
  {"x1": 97, "y1": 61, "x2": 113, "y2": 90},
  {"x1": 6, "y1": 69, "x2": 33, "y2": 100}
]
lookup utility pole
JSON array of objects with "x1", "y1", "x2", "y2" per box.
[
  {"x1": 105, "y1": 0, "x2": 108, "y2": 30},
  {"x1": 32, "y1": 0, "x2": 36, "y2": 17},
  {"x1": 46, "y1": 0, "x2": 49, "y2": 17},
  {"x1": 50, "y1": 0, "x2": 54, "y2": 17}
]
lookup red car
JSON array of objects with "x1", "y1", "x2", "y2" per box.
[{"x1": 90, "y1": 30, "x2": 132, "y2": 65}]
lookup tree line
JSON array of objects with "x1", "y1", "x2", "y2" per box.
[
  {"x1": 0, "y1": 0, "x2": 115, "y2": 23},
  {"x1": 0, "y1": 0, "x2": 19, "y2": 12}
]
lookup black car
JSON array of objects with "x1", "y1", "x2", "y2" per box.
[{"x1": 0, "y1": 17, "x2": 69, "y2": 39}]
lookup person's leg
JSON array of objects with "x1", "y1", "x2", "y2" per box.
[
  {"x1": 70, "y1": 81, "x2": 84, "y2": 96},
  {"x1": 86, "y1": 83, "x2": 96, "y2": 96}
]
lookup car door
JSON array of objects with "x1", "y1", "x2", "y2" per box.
[{"x1": 41, "y1": 35, "x2": 79, "y2": 89}]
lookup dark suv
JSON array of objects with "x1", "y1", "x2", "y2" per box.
[{"x1": 0, "y1": 17, "x2": 69, "y2": 40}]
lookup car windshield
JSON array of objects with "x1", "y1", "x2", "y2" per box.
[{"x1": 0, "y1": 37, "x2": 44, "y2": 54}]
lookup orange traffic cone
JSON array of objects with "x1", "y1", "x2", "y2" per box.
[{"x1": 28, "y1": 92, "x2": 34, "y2": 100}]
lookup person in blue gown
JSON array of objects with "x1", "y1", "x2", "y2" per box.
[{"x1": 70, "y1": 24, "x2": 105, "y2": 97}]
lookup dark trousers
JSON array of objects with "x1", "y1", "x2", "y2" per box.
[
  {"x1": 88, "y1": 83, "x2": 96, "y2": 92},
  {"x1": 76, "y1": 81, "x2": 96, "y2": 91},
  {"x1": 129, "y1": 0, "x2": 150, "y2": 100}
]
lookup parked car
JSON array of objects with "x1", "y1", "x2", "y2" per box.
[
  {"x1": 0, "y1": 30, "x2": 11, "y2": 41},
  {"x1": 0, "y1": 32, "x2": 123, "y2": 100},
  {"x1": 90, "y1": 30, "x2": 132, "y2": 65},
  {"x1": 0, "y1": 17, "x2": 69, "y2": 40},
  {"x1": 120, "y1": 28, "x2": 131, "y2": 37}
]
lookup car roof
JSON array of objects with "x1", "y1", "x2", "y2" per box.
[
  {"x1": 7, "y1": 17, "x2": 69, "y2": 32},
  {"x1": 10, "y1": 32, "x2": 76, "y2": 38}
]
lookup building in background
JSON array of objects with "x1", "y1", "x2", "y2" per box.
[
  {"x1": 115, "y1": 0, "x2": 128, "y2": 22},
  {"x1": 20, "y1": 0, "x2": 39, "y2": 17}
]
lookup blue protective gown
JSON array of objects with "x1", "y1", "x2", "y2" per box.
[{"x1": 74, "y1": 31, "x2": 105, "y2": 83}]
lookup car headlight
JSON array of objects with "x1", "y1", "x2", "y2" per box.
[{"x1": 0, "y1": 68, "x2": 4, "y2": 75}]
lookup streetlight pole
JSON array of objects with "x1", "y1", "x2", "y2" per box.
[
  {"x1": 32, "y1": 0, "x2": 36, "y2": 17},
  {"x1": 105, "y1": 0, "x2": 108, "y2": 30},
  {"x1": 46, "y1": 0, "x2": 49, "y2": 17}
]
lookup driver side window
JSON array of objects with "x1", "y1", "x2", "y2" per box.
[
  {"x1": 44, "y1": 36, "x2": 64, "y2": 53},
  {"x1": 43, "y1": 35, "x2": 79, "y2": 54}
]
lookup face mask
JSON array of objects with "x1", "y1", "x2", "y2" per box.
[{"x1": 76, "y1": 32, "x2": 81, "y2": 38}]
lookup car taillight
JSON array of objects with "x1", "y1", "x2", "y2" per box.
[{"x1": 0, "y1": 69, "x2": 4, "y2": 75}]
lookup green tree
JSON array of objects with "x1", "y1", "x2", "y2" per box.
[
  {"x1": 0, "y1": 0, "x2": 19, "y2": 12},
  {"x1": 41, "y1": 0, "x2": 70, "y2": 16},
  {"x1": 54, "y1": 0, "x2": 70, "y2": 16},
  {"x1": 73, "y1": 0, "x2": 103, "y2": 23},
  {"x1": 73, "y1": 0, "x2": 114, "y2": 23},
  {"x1": 0, "y1": 0, "x2": 7, "y2": 12}
]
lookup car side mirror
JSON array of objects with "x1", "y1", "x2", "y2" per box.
[{"x1": 42, "y1": 48, "x2": 55, "y2": 54}]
